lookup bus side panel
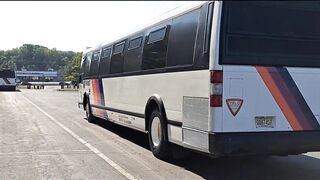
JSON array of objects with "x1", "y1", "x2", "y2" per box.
[{"x1": 100, "y1": 70, "x2": 210, "y2": 142}]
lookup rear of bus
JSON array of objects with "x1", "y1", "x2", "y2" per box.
[
  {"x1": 210, "y1": 1, "x2": 320, "y2": 157},
  {"x1": 0, "y1": 70, "x2": 16, "y2": 91}
]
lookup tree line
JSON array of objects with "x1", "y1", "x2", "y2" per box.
[{"x1": 0, "y1": 44, "x2": 82, "y2": 82}]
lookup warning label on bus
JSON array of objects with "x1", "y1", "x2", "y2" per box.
[{"x1": 226, "y1": 99, "x2": 243, "y2": 116}]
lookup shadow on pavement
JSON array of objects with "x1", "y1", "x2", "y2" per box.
[
  {"x1": 92, "y1": 117, "x2": 150, "y2": 150},
  {"x1": 92, "y1": 117, "x2": 320, "y2": 180},
  {"x1": 172, "y1": 154, "x2": 320, "y2": 180},
  {"x1": 0, "y1": 89, "x2": 21, "y2": 92}
]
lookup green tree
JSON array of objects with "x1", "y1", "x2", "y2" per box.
[
  {"x1": 64, "y1": 52, "x2": 82, "y2": 82},
  {"x1": 0, "y1": 44, "x2": 78, "y2": 80}
]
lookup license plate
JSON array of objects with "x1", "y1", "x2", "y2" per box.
[{"x1": 255, "y1": 116, "x2": 275, "y2": 128}]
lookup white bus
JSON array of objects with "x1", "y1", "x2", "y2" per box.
[
  {"x1": 78, "y1": 1, "x2": 320, "y2": 159},
  {"x1": 0, "y1": 69, "x2": 16, "y2": 91}
]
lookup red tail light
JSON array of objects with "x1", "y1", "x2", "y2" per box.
[
  {"x1": 210, "y1": 70, "x2": 223, "y2": 107},
  {"x1": 210, "y1": 95, "x2": 222, "y2": 107},
  {"x1": 211, "y1": 70, "x2": 223, "y2": 83}
]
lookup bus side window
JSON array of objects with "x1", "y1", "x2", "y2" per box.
[
  {"x1": 192, "y1": 2, "x2": 212, "y2": 69},
  {"x1": 142, "y1": 24, "x2": 170, "y2": 70},
  {"x1": 83, "y1": 52, "x2": 92, "y2": 78},
  {"x1": 204, "y1": 2, "x2": 213, "y2": 54},
  {"x1": 99, "y1": 47, "x2": 112, "y2": 76},
  {"x1": 89, "y1": 50, "x2": 100, "y2": 77},
  {"x1": 166, "y1": 8, "x2": 201, "y2": 67},
  {"x1": 80, "y1": 56, "x2": 86, "y2": 76},
  {"x1": 110, "y1": 41, "x2": 125, "y2": 74},
  {"x1": 124, "y1": 34, "x2": 144, "y2": 72}
]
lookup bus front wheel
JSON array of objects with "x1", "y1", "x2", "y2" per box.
[{"x1": 147, "y1": 109, "x2": 171, "y2": 160}]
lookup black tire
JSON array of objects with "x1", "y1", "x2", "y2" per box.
[
  {"x1": 85, "y1": 97, "x2": 96, "y2": 123},
  {"x1": 147, "y1": 109, "x2": 171, "y2": 160}
]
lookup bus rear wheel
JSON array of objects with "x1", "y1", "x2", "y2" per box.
[
  {"x1": 85, "y1": 98, "x2": 95, "y2": 123},
  {"x1": 147, "y1": 109, "x2": 171, "y2": 160}
]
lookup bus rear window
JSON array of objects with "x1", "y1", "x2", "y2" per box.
[
  {"x1": 0, "y1": 70, "x2": 15, "y2": 78},
  {"x1": 220, "y1": 2, "x2": 320, "y2": 67}
]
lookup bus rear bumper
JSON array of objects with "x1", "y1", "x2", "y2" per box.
[{"x1": 209, "y1": 131, "x2": 320, "y2": 157}]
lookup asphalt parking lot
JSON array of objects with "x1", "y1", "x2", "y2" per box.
[{"x1": 1, "y1": 86, "x2": 320, "y2": 180}]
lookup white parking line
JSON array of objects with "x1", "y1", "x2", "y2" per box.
[{"x1": 22, "y1": 94, "x2": 137, "y2": 180}]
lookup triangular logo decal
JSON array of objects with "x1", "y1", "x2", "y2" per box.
[{"x1": 226, "y1": 99, "x2": 243, "y2": 116}]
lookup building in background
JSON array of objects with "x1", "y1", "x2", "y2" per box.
[{"x1": 16, "y1": 70, "x2": 58, "y2": 82}]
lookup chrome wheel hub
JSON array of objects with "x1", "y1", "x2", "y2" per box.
[{"x1": 151, "y1": 117, "x2": 162, "y2": 147}]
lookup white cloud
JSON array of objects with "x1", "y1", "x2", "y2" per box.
[{"x1": 0, "y1": 1, "x2": 197, "y2": 52}]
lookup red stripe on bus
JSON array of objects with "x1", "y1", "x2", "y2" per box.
[
  {"x1": 92, "y1": 79, "x2": 102, "y2": 116},
  {"x1": 267, "y1": 67, "x2": 314, "y2": 130},
  {"x1": 256, "y1": 66, "x2": 303, "y2": 130},
  {"x1": 92, "y1": 79, "x2": 97, "y2": 104}
]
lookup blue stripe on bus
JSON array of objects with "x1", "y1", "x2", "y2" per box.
[{"x1": 98, "y1": 79, "x2": 105, "y2": 106}]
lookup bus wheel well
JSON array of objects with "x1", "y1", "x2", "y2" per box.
[{"x1": 144, "y1": 95, "x2": 167, "y2": 132}]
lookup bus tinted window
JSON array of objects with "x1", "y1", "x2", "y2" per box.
[
  {"x1": 101, "y1": 47, "x2": 111, "y2": 58},
  {"x1": 220, "y1": 2, "x2": 320, "y2": 67},
  {"x1": 83, "y1": 52, "x2": 92, "y2": 77},
  {"x1": 0, "y1": 70, "x2": 15, "y2": 78},
  {"x1": 148, "y1": 28, "x2": 166, "y2": 44},
  {"x1": 93, "y1": 51, "x2": 100, "y2": 61},
  {"x1": 110, "y1": 41, "x2": 126, "y2": 73},
  {"x1": 124, "y1": 35, "x2": 144, "y2": 72},
  {"x1": 128, "y1": 37, "x2": 142, "y2": 50},
  {"x1": 167, "y1": 9, "x2": 200, "y2": 67},
  {"x1": 89, "y1": 51, "x2": 100, "y2": 77},
  {"x1": 80, "y1": 56, "x2": 85, "y2": 75},
  {"x1": 113, "y1": 43, "x2": 125, "y2": 55},
  {"x1": 142, "y1": 26, "x2": 169, "y2": 70},
  {"x1": 99, "y1": 47, "x2": 111, "y2": 76}
]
